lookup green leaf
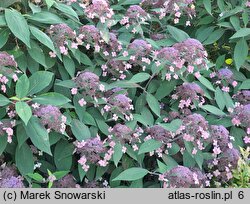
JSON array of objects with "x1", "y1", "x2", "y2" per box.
[
  {"x1": 201, "y1": 105, "x2": 226, "y2": 116},
  {"x1": 202, "y1": 152, "x2": 214, "y2": 161},
  {"x1": 48, "y1": 181, "x2": 53, "y2": 188},
  {"x1": 15, "y1": 102, "x2": 32, "y2": 125},
  {"x1": 194, "y1": 152, "x2": 204, "y2": 169},
  {"x1": 28, "y1": 11, "x2": 64, "y2": 24},
  {"x1": 157, "y1": 159, "x2": 168, "y2": 173},
  {"x1": 29, "y1": 2, "x2": 42, "y2": 14},
  {"x1": 135, "y1": 93, "x2": 146, "y2": 113},
  {"x1": 218, "y1": 7, "x2": 245, "y2": 21},
  {"x1": 215, "y1": 87, "x2": 225, "y2": 110},
  {"x1": 162, "y1": 155, "x2": 178, "y2": 170},
  {"x1": 28, "y1": 41, "x2": 47, "y2": 68},
  {"x1": 88, "y1": 108, "x2": 109, "y2": 135},
  {"x1": 0, "y1": 29, "x2": 9, "y2": 49},
  {"x1": 230, "y1": 16, "x2": 241, "y2": 31},
  {"x1": 215, "y1": 54, "x2": 225, "y2": 69},
  {"x1": 24, "y1": 116, "x2": 52, "y2": 155},
  {"x1": 109, "y1": 167, "x2": 123, "y2": 187},
  {"x1": 53, "y1": 171, "x2": 69, "y2": 180},
  {"x1": 134, "y1": 114, "x2": 150, "y2": 127},
  {"x1": 71, "y1": 119, "x2": 91, "y2": 141},
  {"x1": 196, "y1": 26, "x2": 215, "y2": 42},
  {"x1": 113, "y1": 142, "x2": 123, "y2": 167},
  {"x1": 5, "y1": 9, "x2": 30, "y2": 47},
  {"x1": 230, "y1": 28, "x2": 250, "y2": 39},
  {"x1": 197, "y1": 76, "x2": 215, "y2": 92},
  {"x1": 63, "y1": 56, "x2": 75, "y2": 78},
  {"x1": 28, "y1": 71, "x2": 54, "y2": 95},
  {"x1": 0, "y1": 94, "x2": 11, "y2": 106},
  {"x1": 155, "y1": 80, "x2": 176, "y2": 100},
  {"x1": 78, "y1": 163, "x2": 86, "y2": 182},
  {"x1": 27, "y1": 173, "x2": 44, "y2": 182},
  {"x1": 119, "y1": 0, "x2": 141, "y2": 5},
  {"x1": 239, "y1": 79, "x2": 250, "y2": 90},
  {"x1": 231, "y1": 69, "x2": 246, "y2": 81},
  {"x1": 16, "y1": 74, "x2": 29, "y2": 98},
  {"x1": 203, "y1": 29, "x2": 225, "y2": 45},
  {"x1": 129, "y1": 73, "x2": 150, "y2": 83},
  {"x1": 15, "y1": 142, "x2": 34, "y2": 176},
  {"x1": 98, "y1": 23, "x2": 110, "y2": 43},
  {"x1": 96, "y1": 167, "x2": 110, "y2": 181},
  {"x1": 49, "y1": 132, "x2": 63, "y2": 146},
  {"x1": 29, "y1": 26, "x2": 56, "y2": 52},
  {"x1": 80, "y1": 53, "x2": 93, "y2": 66},
  {"x1": 145, "y1": 38, "x2": 159, "y2": 49},
  {"x1": 0, "y1": 134, "x2": 7, "y2": 155},
  {"x1": 106, "y1": 81, "x2": 139, "y2": 90},
  {"x1": 167, "y1": 25, "x2": 190, "y2": 42},
  {"x1": 168, "y1": 143, "x2": 180, "y2": 155},
  {"x1": 54, "y1": 140, "x2": 74, "y2": 171},
  {"x1": 44, "y1": 0, "x2": 55, "y2": 8},
  {"x1": 223, "y1": 92, "x2": 234, "y2": 109},
  {"x1": 203, "y1": 0, "x2": 212, "y2": 15},
  {"x1": 242, "y1": 11, "x2": 248, "y2": 27},
  {"x1": 81, "y1": 111, "x2": 96, "y2": 126},
  {"x1": 183, "y1": 150, "x2": 196, "y2": 167},
  {"x1": 159, "y1": 119, "x2": 182, "y2": 133},
  {"x1": 140, "y1": 108, "x2": 154, "y2": 126},
  {"x1": 230, "y1": 127, "x2": 245, "y2": 150},
  {"x1": 234, "y1": 38, "x2": 248, "y2": 70},
  {"x1": 146, "y1": 93, "x2": 161, "y2": 116},
  {"x1": 217, "y1": 0, "x2": 225, "y2": 11},
  {"x1": 32, "y1": 92, "x2": 70, "y2": 106},
  {"x1": 0, "y1": 16, "x2": 6, "y2": 26},
  {"x1": 0, "y1": 0, "x2": 21, "y2": 8},
  {"x1": 55, "y1": 80, "x2": 76, "y2": 88},
  {"x1": 54, "y1": 2, "x2": 79, "y2": 20},
  {"x1": 184, "y1": 141, "x2": 194, "y2": 154},
  {"x1": 130, "y1": 179, "x2": 143, "y2": 188},
  {"x1": 138, "y1": 139, "x2": 162, "y2": 155},
  {"x1": 112, "y1": 167, "x2": 149, "y2": 181},
  {"x1": 17, "y1": 125, "x2": 29, "y2": 148}
]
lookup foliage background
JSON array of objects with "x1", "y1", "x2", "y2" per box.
[{"x1": 0, "y1": 0, "x2": 249, "y2": 188}]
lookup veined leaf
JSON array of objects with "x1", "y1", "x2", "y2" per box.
[
  {"x1": 16, "y1": 74, "x2": 29, "y2": 98},
  {"x1": 15, "y1": 142, "x2": 34, "y2": 176},
  {"x1": 230, "y1": 28, "x2": 250, "y2": 39},
  {"x1": 5, "y1": 9, "x2": 30, "y2": 47},
  {"x1": 129, "y1": 73, "x2": 150, "y2": 83},
  {"x1": 30, "y1": 26, "x2": 56, "y2": 52},
  {"x1": 15, "y1": 102, "x2": 32, "y2": 125},
  {"x1": 197, "y1": 76, "x2": 215, "y2": 92},
  {"x1": 234, "y1": 38, "x2": 248, "y2": 70},
  {"x1": 201, "y1": 105, "x2": 226, "y2": 116},
  {"x1": 159, "y1": 119, "x2": 182, "y2": 133},
  {"x1": 113, "y1": 143, "x2": 123, "y2": 167},
  {"x1": 71, "y1": 119, "x2": 91, "y2": 141},
  {"x1": 0, "y1": 94, "x2": 11, "y2": 106},
  {"x1": 203, "y1": 0, "x2": 212, "y2": 15},
  {"x1": 24, "y1": 116, "x2": 52, "y2": 155},
  {"x1": 32, "y1": 92, "x2": 70, "y2": 106},
  {"x1": 138, "y1": 139, "x2": 162, "y2": 155},
  {"x1": 239, "y1": 79, "x2": 250, "y2": 90},
  {"x1": 215, "y1": 87, "x2": 226, "y2": 110},
  {"x1": 54, "y1": 2, "x2": 79, "y2": 20},
  {"x1": 112, "y1": 167, "x2": 149, "y2": 181},
  {"x1": 28, "y1": 71, "x2": 54, "y2": 95},
  {"x1": 146, "y1": 93, "x2": 161, "y2": 116},
  {"x1": 167, "y1": 25, "x2": 189, "y2": 42}
]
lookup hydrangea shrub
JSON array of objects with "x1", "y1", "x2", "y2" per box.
[{"x1": 0, "y1": 0, "x2": 249, "y2": 188}]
